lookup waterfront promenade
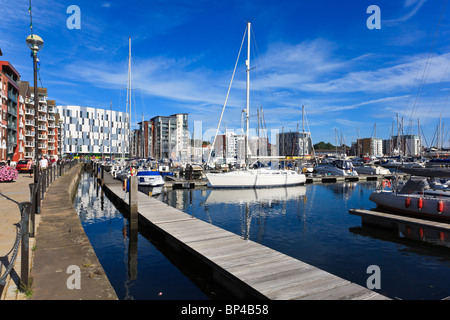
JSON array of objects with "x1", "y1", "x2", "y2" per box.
[{"x1": 0, "y1": 164, "x2": 117, "y2": 300}]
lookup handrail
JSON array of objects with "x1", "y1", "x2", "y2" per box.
[{"x1": 0, "y1": 159, "x2": 79, "y2": 294}]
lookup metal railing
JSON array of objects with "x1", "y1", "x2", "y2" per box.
[{"x1": 0, "y1": 159, "x2": 78, "y2": 294}]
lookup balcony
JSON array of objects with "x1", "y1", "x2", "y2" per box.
[
  {"x1": 48, "y1": 131, "x2": 55, "y2": 136},
  {"x1": 48, "y1": 146, "x2": 55, "y2": 151},
  {"x1": 38, "y1": 116, "x2": 47, "y2": 122},
  {"x1": 7, "y1": 122, "x2": 17, "y2": 131},
  {"x1": 24, "y1": 152, "x2": 33, "y2": 158},
  {"x1": 8, "y1": 106, "x2": 17, "y2": 117},
  {"x1": 38, "y1": 134, "x2": 47, "y2": 140},
  {"x1": 48, "y1": 138, "x2": 55, "y2": 143},
  {"x1": 25, "y1": 120, "x2": 34, "y2": 126},
  {"x1": 48, "y1": 107, "x2": 55, "y2": 113},
  {"x1": 38, "y1": 143, "x2": 47, "y2": 149},
  {"x1": 38, "y1": 106, "x2": 47, "y2": 113},
  {"x1": 25, "y1": 109, "x2": 34, "y2": 115},
  {"x1": 48, "y1": 123, "x2": 55, "y2": 128},
  {"x1": 24, "y1": 141, "x2": 34, "y2": 147},
  {"x1": 25, "y1": 130, "x2": 34, "y2": 137},
  {"x1": 38, "y1": 125, "x2": 47, "y2": 131}
]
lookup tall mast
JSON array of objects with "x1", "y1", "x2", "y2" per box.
[
  {"x1": 302, "y1": 105, "x2": 305, "y2": 159},
  {"x1": 245, "y1": 21, "x2": 251, "y2": 168},
  {"x1": 128, "y1": 36, "x2": 132, "y2": 158}
]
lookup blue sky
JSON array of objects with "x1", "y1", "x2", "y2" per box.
[{"x1": 2, "y1": 0, "x2": 450, "y2": 147}]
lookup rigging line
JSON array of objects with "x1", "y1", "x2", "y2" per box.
[
  {"x1": 303, "y1": 108, "x2": 316, "y2": 157},
  {"x1": 250, "y1": 24, "x2": 261, "y2": 115},
  {"x1": 207, "y1": 24, "x2": 247, "y2": 165},
  {"x1": 28, "y1": 0, "x2": 33, "y2": 35},
  {"x1": 426, "y1": 53, "x2": 450, "y2": 123},
  {"x1": 139, "y1": 88, "x2": 146, "y2": 121},
  {"x1": 409, "y1": 0, "x2": 447, "y2": 122}
]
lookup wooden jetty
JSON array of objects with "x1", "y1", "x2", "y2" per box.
[
  {"x1": 349, "y1": 208, "x2": 450, "y2": 247},
  {"x1": 99, "y1": 171, "x2": 388, "y2": 300}
]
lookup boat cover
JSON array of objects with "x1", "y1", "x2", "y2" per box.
[
  {"x1": 137, "y1": 171, "x2": 162, "y2": 176},
  {"x1": 398, "y1": 176, "x2": 429, "y2": 194}
]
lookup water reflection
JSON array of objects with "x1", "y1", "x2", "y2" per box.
[
  {"x1": 73, "y1": 172, "x2": 214, "y2": 300},
  {"x1": 75, "y1": 172, "x2": 450, "y2": 300},
  {"x1": 159, "y1": 181, "x2": 450, "y2": 300}
]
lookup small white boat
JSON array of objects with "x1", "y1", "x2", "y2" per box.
[
  {"x1": 206, "y1": 168, "x2": 306, "y2": 189},
  {"x1": 369, "y1": 176, "x2": 450, "y2": 221},
  {"x1": 136, "y1": 170, "x2": 165, "y2": 187},
  {"x1": 315, "y1": 159, "x2": 358, "y2": 176},
  {"x1": 354, "y1": 163, "x2": 390, "y2": 175}
]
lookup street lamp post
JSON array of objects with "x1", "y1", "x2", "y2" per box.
[{"x1": 26, "y1": 34, "x2": 44, "y2": 185}]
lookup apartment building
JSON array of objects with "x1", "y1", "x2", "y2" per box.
[
  {"x1": 384, "y1": 135, "x2": 421, "y2": 157},
  {"x1": 150, "y1": 113, "x2": 189, "y2": 162},
  {"x1": 0, "y1": 61, "x2": 20, "y2": 161},
  {"x1": 277, "y1": 131, "x2": 313, "y2": 158},
  {"x1": 56, "y1": 105, "x2": 129, "y2": 158},
  {"x1": 354, "y1": 137, "x2": 383, "y2": 157}
]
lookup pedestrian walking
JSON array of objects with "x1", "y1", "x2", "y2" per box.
[{"x1": 26, "y1": 159, "x2": 34, "y2": 177}]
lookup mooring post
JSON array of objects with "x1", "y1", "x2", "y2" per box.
[
  {"x1": 28, "y1": 184, "x2": 36, "y2": 238},
  {"x1": 19, "y1": 202, "x2": 32, "y2": 291},
  {"x1": 129, "y1": 175, "x2": 138, "y2": 220},
  {"x1": 128, "y1": 175, "x2": 138, "y2": 280}
]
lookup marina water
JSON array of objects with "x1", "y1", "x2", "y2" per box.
[{"x1": 74, "y1": 172, "x2": 450, "y2": 300}]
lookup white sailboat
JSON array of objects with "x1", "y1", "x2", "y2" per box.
[{"x1": 206, "y1": 21, "x2": 306, "y2": 188}]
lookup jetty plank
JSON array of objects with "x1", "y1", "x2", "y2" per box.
[{"x1": 103, "y1": 175, "x2": 389, "y2": 300}]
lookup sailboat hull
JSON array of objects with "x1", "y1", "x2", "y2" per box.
[{"x1": 206, "y1": 169, "x2": 306, "y2": 188}]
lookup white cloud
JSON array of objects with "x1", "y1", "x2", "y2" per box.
[{"x1": 385, "y1": 0, "x2": 428, "y2": 25}]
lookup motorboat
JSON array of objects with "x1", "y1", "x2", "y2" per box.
[
  {"x1": 206, "y1": 168, "x2": 306, "y2": 188},
  {"x1": 369, "y1": 176, "x2": 450, "y2": 221},
  {"x1": 314, "y1": 159, "x2": 358, "y2": 176},
  {"x1": 354, "y1": 163, "x2": 390, "y2": 175},
  {"x1": 136, "y1": 170, "x2": 165, "y2": 187}
]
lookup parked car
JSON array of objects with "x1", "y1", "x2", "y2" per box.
[{"x1": 16, "y1": 159, "x2": 32, "y2": 173}]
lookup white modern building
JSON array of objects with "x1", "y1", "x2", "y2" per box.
[{"x1": 56, "y1": 105, "x2": 129, "y2": 158}]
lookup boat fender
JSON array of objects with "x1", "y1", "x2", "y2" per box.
[
  {"x1": 123, "y1": 179, "x2": 127, "y2": 191},
  {"x1": 438, "y1": 200, "x2": 444, "y2": 213},
  {"x1": 405, "y1": 198, "x2": 411, "y2": 208},
  {"x1": 417, "y1": 198, "x2": 423, "y2": 210},
  {"x1": 303, "y1": 167, "x2": 307, "y2": 173}
]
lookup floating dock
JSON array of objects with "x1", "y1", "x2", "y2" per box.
[
  {"x1": 349, "y1": 208, "x2": 450, "y2": 247},
  {"x1": 100, "y1": 172, "x2": 388, "y2": 300},
  {"x1": 305, "y1": 173, "x2": 409, "y2": 184}
]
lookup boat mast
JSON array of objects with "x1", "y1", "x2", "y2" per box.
[
  {"x1": 128, "y1": 36, "x2": 132, "y2": 159},
  {"x1": 302, "y1": 105, "x2": 305, "y2": 160},
  {"x1": 245, "y1": 21, "x2": 251, "y2": 169}
]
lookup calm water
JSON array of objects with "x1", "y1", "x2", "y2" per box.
[{"x1": 74, "y1": 172, "x2": 450, "y2": 300}]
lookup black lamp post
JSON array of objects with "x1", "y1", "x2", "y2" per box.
[{"x1": 26, "y1": 34, "x2": 43, "y2": 184}]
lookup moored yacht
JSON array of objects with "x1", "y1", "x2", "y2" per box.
[{"x1": 315, "y1": 159, "x2": 358, "y2": 176}]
